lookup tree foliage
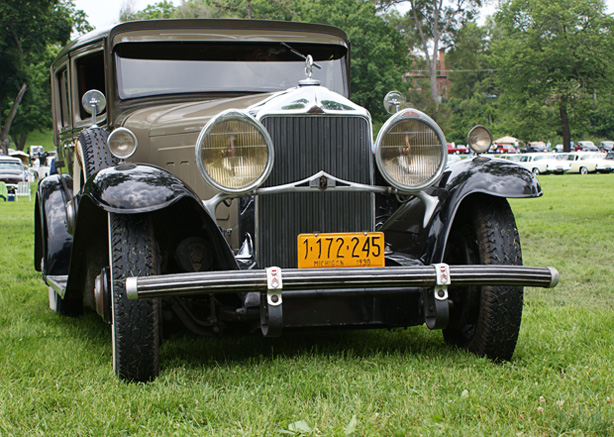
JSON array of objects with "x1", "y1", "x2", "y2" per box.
[
  {"x1": 124, "y1": 0, "x2": 408, "y2": 122},
  {"x1": 379, "y1": 0, "x2": 482, "y2": 112},
  {"x1": 121, "y1": 1, "x2": 177, "y2": 21},
  {"x1": 0, "y1": 0, "x2": 90, "y2": 152},
  {"x1": 492, "y1": 0, "x2": 614, "y2": 150}
]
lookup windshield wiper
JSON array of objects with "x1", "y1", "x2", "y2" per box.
[{"x1": 281, "y1": 42, "x2": 322, "y2": 70}]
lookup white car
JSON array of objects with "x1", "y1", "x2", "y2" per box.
[
  {"x1": 596, "y1": 152, "x2": 614, "y2": 173},
  {"x1": 565, "y1": 152, "x2": 606, "y2": 174},
  {"x1": 517, "y1": 153, "x2": 564, "y2": 175}
]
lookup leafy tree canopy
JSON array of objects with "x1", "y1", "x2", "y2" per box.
[
  {"x1": 492, "y1": 0, "x2": 614, "y2": 150},
  {"x1": 0, "y1": 0, "x2": 90, "y2": 152}
]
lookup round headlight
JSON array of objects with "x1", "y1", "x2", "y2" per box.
[
  {"x1": 374, "y1": 109, "x2": 447, "y2": 192},
  {"x1": 467, "y1": 125, "x2": 492, "y2": 154},
  {"x1": 196, "y1": 109, "x2": 274, "y2": 194},
  {"x1": 107, "y1": 128, "x2": 138, "y2": 159}
]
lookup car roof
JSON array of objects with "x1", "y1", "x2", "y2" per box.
[
  {"x1": 56, "y1": 18, "x2": 350, "y2": 61},
  {"x1": 0, "y1": 156, "x2": 22, "y2": 163}
]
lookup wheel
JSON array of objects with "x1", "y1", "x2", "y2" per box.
[
  {"x1": 532, "y1": 167, "x2": 540, "y2": 175},
  {"x1": 77, "y1": 128, "x2": 119, "y2": 181},
  {"x1": 109, "y1": 213, "x2": 161, "y2": 382},
  {"x1": 443, "y1": 196, "x2": 523, "y2": 361},
  {"x1": 580, "y1": 166, "x2": 588, "y2": 175}
]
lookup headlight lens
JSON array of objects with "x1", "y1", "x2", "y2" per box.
[
  {"x1": 107, "y1": 127, "x2": 138, "y2": 159},
  {"x1": 374, "y1": 109, "x2": 447, "y2": 191},
  {"x1": 467, "y1": 125, "x2": 492, "y2": 154},
  {"x1": 196, "y1": 109, "x2": 273, "y2": 194}
]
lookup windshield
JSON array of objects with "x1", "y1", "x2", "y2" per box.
[
  {"x1": 0, "y1": 162, "x2": 22, "y2": 171},
  {"x1": 115, "y1": 42, "x2": 348, "y2": 99}
]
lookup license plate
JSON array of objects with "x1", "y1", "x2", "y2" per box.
[{"x1": 297, "y1": 232, "x2": 385, "y2": 269}]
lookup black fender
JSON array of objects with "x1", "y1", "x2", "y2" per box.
[
  {"x1": 82, "y1": 163, "x2": 198, "y2": 213},
  {"x1": 382, "y1": 157, "x2": 542, "y2": 264},
  {"x1": 34, "y1": 174, "x2": 74, "y2": 275},
  {"x1": 64, "y1": 163, "x2": 238, "y2": 306}
]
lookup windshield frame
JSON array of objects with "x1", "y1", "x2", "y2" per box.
[{"x1": 114, "y1": 41, "x2": 349, "y2": 100}]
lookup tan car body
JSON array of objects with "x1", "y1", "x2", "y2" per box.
[{"x1": 50, "y1": 19, "x2": 350, "y2": 247}]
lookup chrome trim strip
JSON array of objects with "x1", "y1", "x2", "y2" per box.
[
  {"x1": 204, "y1": 170, "x2": 394, "y2": 217},
  {"x1": 127, "y1": 264, "x2": 559, "y2": 300}
]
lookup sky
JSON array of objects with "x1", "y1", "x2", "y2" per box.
[
  {"x1": 73, "y1": 0, "x2": 180, "y2": 31},
  {"x1": 73, "y1": 0, "x2": 614, "y2": 34}
]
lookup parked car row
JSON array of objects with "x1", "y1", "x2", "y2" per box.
[{"x1": 494, "y1": 152, "x2": 614, "y2": 175}]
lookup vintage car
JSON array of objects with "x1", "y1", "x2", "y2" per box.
[
  {"x1": 516, "y1": 152, "x2": 569, "y2": 175},
  {"x1": 565, "y1": 151, "x2": 606, "y2": 174},
  {"x1": 35, "y1": 19, "x2": 559, "y2": 382},
  {"x1": 0, "y1": 156, "x2": 30, "y2": 186},
  {"x1": 596, "y1": 152, "x2": 614, "y2": 173}
]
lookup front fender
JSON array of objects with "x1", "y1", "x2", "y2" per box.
[
  {"x1": 82, "y1": 163, "x2": 199, "y2": 213},
  {"x1": 382, "y1": 157, "x2": 542, "y2": 264},
  {"x1": 64, "y1": 164, "x2": 238, "y2": 306},
  {"x1": 34, "y1": 174, "x2": 73, "y2": 275}
]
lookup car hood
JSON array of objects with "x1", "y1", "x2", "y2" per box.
[
  {"x1": 122, "y1": 93, "x2": 278, "y2": 138},
  {"x1": 0, "y1": 169, "x2": 24, "y2": 176}
]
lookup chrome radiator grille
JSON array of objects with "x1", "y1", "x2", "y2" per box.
[{"x1": 257, "y1": 116, "x2": 374, "y2": 268}]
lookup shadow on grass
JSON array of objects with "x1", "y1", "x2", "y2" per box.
[
  {"x1": 53, "y1": 307, "x2": 469, "y2": 377},
  {"x1": 159, "y1": 325, "x2": 454, "y2": 371}
]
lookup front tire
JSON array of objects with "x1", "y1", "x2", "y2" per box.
[
  {"x1": 109, "y1": 213, "x2": 161, "y2": 382},
  {"x1": 580, "y1": 166, "x2": 589, "y2": 175},
  {"x1": 443, "y1": 196, "x2": 523, "y2": 361}
]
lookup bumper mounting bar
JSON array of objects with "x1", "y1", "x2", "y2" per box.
[{"x1": 126, "y1": 264, "x2": 559, "y2": 301}]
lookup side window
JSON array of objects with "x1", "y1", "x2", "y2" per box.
[
  {"x1": 56, "y1": 67, "x2": 70, "y2": 128},
  {"x1": 75, "y1": 51, "x2": 105, "y2": 120}
]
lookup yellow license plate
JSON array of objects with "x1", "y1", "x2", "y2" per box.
[{"x1": 297, "y1": 232, "x2": 385, "y2": 269}]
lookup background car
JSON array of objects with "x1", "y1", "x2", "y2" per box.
[
  {"x1": 494, "y1": 143, "x2": 518, "y2": 153},
  {"x1": 596, "y1": 152, "x2": 614, "y2": 173},
  {"x1": 576, "y1": 141, "x2": 599, "y2": 152},
  {"x1": 0, "y1": 156, "x2": 29, "y2": 186},
  {"x1": 526, "y1": 141, "x2": 549, "y2": 153},
  {"x1": 517, "y1": 152, "x2": 560, "y2": 175},
  {"x1": 565, "y1": 151, "x2": 606, "y2": 174},
  {"x1": 599, "y1": 141, "x2": 614, "y2": 152}
]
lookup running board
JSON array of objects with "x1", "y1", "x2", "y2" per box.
[{"x1": 45, "y1": 274, "x2": 68, "y2": 298}]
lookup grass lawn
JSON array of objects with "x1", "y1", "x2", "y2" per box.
[{"x1": 0, "y1": 175, "x2": 612, "y2": 435}]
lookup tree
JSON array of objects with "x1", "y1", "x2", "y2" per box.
[
  {"x1": 379, "y1": 0, "x2": 483, "y2": 110},
  {"x1": 9, "y1": 46, "x2": 60, "y2": 151},
  {"x1": 128, "y1": 0, "x2": 408, "y2": 122},
  {"x1": 293, "y1": 0, "x2": 409, "y2": 122},
  {"x1": 121, "y1": 0, "x2": 177, "y2": 21},
  {"x1": 493, "y1": 0, "x2": 614, "y2": 151},
  {"x1": 0, "y1": 0, "x2": 89, "y2": 153}
]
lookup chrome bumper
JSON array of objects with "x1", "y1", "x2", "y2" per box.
[{"x1": 126, "y1": 264, "x2": 559, "y2": 300}]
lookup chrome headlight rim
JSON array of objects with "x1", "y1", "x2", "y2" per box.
[
  {"x1": 195, "y1": 109, "x2": 274, "y2": 195},
  {"x1": 107, "y1": 127, "x2": 138, "y2": 160},
  {"x1": 467, "y1": 125, "x2": 493, "y2": 154},
  {"x1": 374, "y1": 108, "x2": 447, "y2": 193}
]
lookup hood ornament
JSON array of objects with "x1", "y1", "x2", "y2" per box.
[{"x1": 298, "y1": 54, "x2": 321, "y2": 87}]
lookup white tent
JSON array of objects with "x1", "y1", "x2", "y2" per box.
[{"x1": 494, "y1": 136, "x2": 521, "y2": 145}]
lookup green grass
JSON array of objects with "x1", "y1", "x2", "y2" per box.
[
  {"x1": 23, "y1": 128, "x2": 55, "y2": 152},
  {"x1": 1, "y1": 176, "x2": 613, "y2": 435}
]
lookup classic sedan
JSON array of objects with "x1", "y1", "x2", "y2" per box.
[
  {"x1": 516, "y1": 153, "x2": 564, "y2": 175},
  {"x1": 0, "y1": 156, "x2": 29, "y2": 186},
  {"x1": 565, "y1": 152, "x2": 607, "y2": 174},
  {"x1": 596, "y1": 152, "x2": 614, "y2": 173}
]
